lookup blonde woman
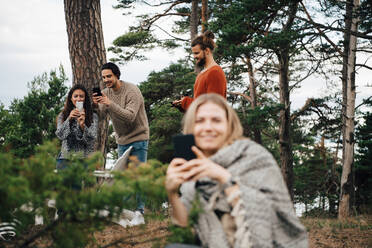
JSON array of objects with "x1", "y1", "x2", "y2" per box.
[{"x1": 165, "y1": 94, "x2": 308, "y2": 248}]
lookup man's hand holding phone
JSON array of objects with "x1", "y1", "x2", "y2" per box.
[{"x1": 92, "y1": 87, "x2": 111, "y2": 107}]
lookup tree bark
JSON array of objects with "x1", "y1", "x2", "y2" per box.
[
  {"x1": 201, "y1": 0, "x2": 208, "y2": 33},
  {"x1": 278, "y1": 50, "x2": 294, "y2": 201},
  {"x1": 190, "y1": 0, "x2": 202, "y2": 74},
  {"x1": 245, "y1": 56, "x2": 262, "y2": 144},
  {"x1": 339, "y1": 0, "x2": 359, "y2": 219},
  {"x1": 64, "y1": 0, "x2": 109, "y2": 166},
  {"x1": 190, "y1": 0, "x2": 198, "y2": 41},
  {"x1": 276, "y1": 2, "x2": 298, "y2": 201}
]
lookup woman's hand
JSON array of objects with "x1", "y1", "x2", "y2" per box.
[
  {"x1": 181, "y1": 146, "x2": 231, "y2": 184},
  {"x1": 166, "y1": 157, "x2": 190, "y2": 227},
  {"x1": 77, "y1": 110, "x2": 85, "y2": 130},
  {"x1": 69, "y1": 109, "x2": 80, "y2": 119},
  {"x1": 165, "y1": 158, "x2": 188, "y2": 195}
]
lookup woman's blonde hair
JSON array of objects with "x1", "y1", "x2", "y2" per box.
[{"x1": 182, "y1": 93, "x2": 244, "y2": 146}]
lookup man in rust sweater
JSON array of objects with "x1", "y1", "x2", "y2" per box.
[{"x1": 173, "y1": 31, "x2": 227, "y2": 111}]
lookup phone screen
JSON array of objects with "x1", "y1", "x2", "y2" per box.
[
  {"x1": 172, "y1": 134, "x2": 196, "y2": 160},
  {"x1": 92, "y1": 87, "x2": 102, "y2": 96}
]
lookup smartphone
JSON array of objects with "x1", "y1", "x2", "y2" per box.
[
  {"x1": 76, "y1": 101, "x2": 84, "y2": 111},
  {"x1": 172, "y1": 134, "x2": 196, "y2": 160},
  {"x1": 92, "y1": 87, "x2": 102, "y2": 96}
]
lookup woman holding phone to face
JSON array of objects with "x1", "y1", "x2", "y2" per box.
[
  {"x1": 55, "y1": 84, "x2": 98, "y2": 169},
  {"x1": 165, "y1": 94, "x2": 308, "y2": 248}
]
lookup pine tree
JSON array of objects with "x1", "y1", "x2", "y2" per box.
[{"x1": 355, "y1": 99, "x2": 372, "y2": 211}]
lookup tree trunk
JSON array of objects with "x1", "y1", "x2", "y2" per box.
[
  {"x1": 276, "y1": 1, "x2": 298, "y2": 202},
  {"x1": 190, "y1": 0, "x2": 202, "y2": 74},
  {"x1": 278, "y1": 50, "x2": 294, "y2": 201},
  {"x1": 245, "y1": 56, "x2": 262, "y2": 144},
  {"x1": 190, "y1": 0, "x2": 198, "y2": 41},
  {"x1": 201, "y1": 0, "x2": 208, "y2": 33},
  {"x1": 64, "y1": 0, "x2": 109, "y2": 166},
  {"x1": 339, "y1": 0, "x2": 359, "y2": 219}
]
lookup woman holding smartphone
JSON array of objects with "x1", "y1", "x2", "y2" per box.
[
  {"x1": 165, "y1": 94, "x2": 308, "y2": 248},
  {"x1": 55, "y1": 84, "x2": 98, "y2": 169}
]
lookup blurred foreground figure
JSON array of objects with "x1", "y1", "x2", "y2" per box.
[{"x1": 166, "y1": 94, "x2": 308, "y2": 248}]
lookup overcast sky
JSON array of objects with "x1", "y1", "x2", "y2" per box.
[
  {"x1": 0, "y1": 0, "x2": 182, "y2": 108},
  {"x1": 0, "y1": 0, "x2": 371, "y2": 110}
]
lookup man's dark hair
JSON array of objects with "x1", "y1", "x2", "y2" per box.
[
  {"x1": 101, "y1": 62, "x2": 121, "y2": 79},
  {"x1": 191, "y1": 30, "x2": 216, "y2": 51}
]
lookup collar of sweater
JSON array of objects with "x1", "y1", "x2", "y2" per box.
[{"x1": 111, "y1": 81, "x2": 126, "y2": 95}]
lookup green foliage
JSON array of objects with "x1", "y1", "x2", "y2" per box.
[
  {"x1": 108, "y1": 0, "x2": 370, "y2": 220},
  {"x1": 113, "y1": 31, "x2": 154, "y2": 47},
  {"x1": 0, "y1": 103, "x2": 12, "y2": 149},
  {"x1": 293, "y1": 148, "x2": 333, "y2": 207},
  {"x1": 139, "y1": 62, "x2": 195, "y2": 162},
  {"x1": 0, "y1": 66, "x2": 68, "y2": 158},
  {"x1": 110, "y1": 1, "x2": 190, "y2": 64},
  {"x1": 167, "y1": 193, "x2": 203, "y2": 245},
  {"x1": 109, "y1": 31, "x2": 158, "y2": 62},
  {"x1": 359, "y1": 0, "x2": 372, "y2": 34},
  {"x1": 355, "y1": 98, "x2": 372, "y2": 209},
  {"x1": 0, "y1": 140, "x2": 169, "y2": 247},
  {"x1": 115, "y1": 158, "x2": 168, "y2": 212},
  {"x1": 148, "y1": 104, "x2": 184, "y2": 162}
]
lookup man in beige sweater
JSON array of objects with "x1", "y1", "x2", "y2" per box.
[
  {"x1": 93, "y1": 62, "x2": 149, "y2": 215},
  {"x1": 93, "y1": 62, "x2": 149, "y2": 162}
]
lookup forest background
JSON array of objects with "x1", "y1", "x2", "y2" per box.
[{"x1": 0, "y1": 0, "x2": 371, "y2": 247}]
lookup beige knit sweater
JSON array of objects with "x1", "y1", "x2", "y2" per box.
[{"x1": 98, "y1": 81, "x2": 149, "y2": 145}]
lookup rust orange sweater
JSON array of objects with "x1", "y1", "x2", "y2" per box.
[{"x1": 181, "y1": 65, "x2": 227, "y2": 110}]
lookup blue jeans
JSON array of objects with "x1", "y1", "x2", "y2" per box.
[
  {"x1": 117, "y1": 140, "x2": 148, "y2": 212},
  {"x1": 56, "y1": 158, "x2": 83, "y2": 190},
  {"x1": 117, "y1": 140, "x2": 148, "y2": 162}
]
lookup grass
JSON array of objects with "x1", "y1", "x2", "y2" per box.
[{"x1": 302, "y1": 214, "x2": 372, "y2": 248}]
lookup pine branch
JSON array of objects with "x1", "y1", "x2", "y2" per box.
[
  {"x1": 143, "y1": 1, "x2": 189, "y2": 30},
  {"x1": 355, "y1": 63, "x2": 372, "y2": 70},
  {"x1": 142, "y1": 0, "x2": 187, "y2": 7},
  {"x1": 299, "y1": 2, "x2": 344, "y2": 57},
  {"x1": 355, "y1": 96, "x2": 372, "y2": 110},
  {"x1": 19, "y1": 213, "x2": 67, "y2": 248},
  {"x1": 298, "y1": 4, "x2": 372, "y2": 40},
  {"x1": 227, "y1": 91, "x2": 254, "y2": 105},
  {"x1": 291, "y1": 98, "x2": 315, "y2": 121},
  {"x1": 153, "y1": 24, "x2": 188, "y2": 41}
]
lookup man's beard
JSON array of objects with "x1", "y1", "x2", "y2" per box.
[
  {"x1": 105, "y1": 80, "x2": 116, "y2": 88},
  {"x1": 196, "y1": 57, "x2": 206, "y2": 67}
]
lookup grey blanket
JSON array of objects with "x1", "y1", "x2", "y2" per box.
[{"x1": 180, "y1": 139, "x2": 308, "y2": 248}]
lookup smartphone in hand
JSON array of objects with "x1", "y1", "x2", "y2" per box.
[
  {"x1": 172, "y1": 134, "x2": 196, "y2": 160},
  {"x1": 76, "y1": 101, "x2": 84, "y2": 111},
  {"x1": 92, "y1": 87, "x2": 102, "y2": 96}
]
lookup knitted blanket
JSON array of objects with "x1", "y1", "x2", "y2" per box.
[{"x1": 180, "y1": 139, "x2": 308, "y2": 248}]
